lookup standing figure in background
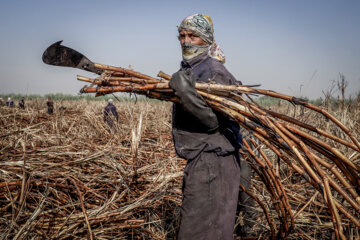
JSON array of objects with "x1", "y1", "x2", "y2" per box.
[
  {"x1": 0, "y1": 98, "x2": 4, "y2": 106},
  {"x1": 46, "y1": 97, "x2": 54, "y2": 114},
  {"x1": 104, "y1": 99, "x2": 118, "y2": 132},
  {"x1": 6, "y1": 97, "x2": 14, "y2": 107},
  {"x1": 19, "y1": 97, "x2": 25, "y2": 109}
]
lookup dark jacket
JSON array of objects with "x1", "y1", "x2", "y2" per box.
[
  {"x1": 19, "y1": 99, "x2": 25, "y2": 109},
  {"x1": 47, "y1": 100, "x2": 54, "y2": 108},
  {"x1": 171, "y1": 52, "x2": 242, "y2": 160},
  {"x1": 104, "y1": 103, "x2": 118, "y2": 122}
]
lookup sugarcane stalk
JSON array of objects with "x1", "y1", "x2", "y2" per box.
[
  {"x1": 70, "y1": 177, "x2": 94, "y2": 240},
  {"x1": 250, "y1": 139, "x2": 295, "y2": 229},
  {"x1": 77, "y1": 75, "x2": 124, "y2": 86},
  {"x1": 285, "y1": 124, "x2": 360, "y2": 173},
  {"x1": 101, "y1": 70, "x2": 126, "y2": 77},
  {"x1": 81, "y1": 83, "x2": 169, "y2": 94},
  {"x1": 274, "y1": 120, "x2": 360, "y2": 213},
  {"x1": 301, "y1": 137, "x2": 360, "y2": 190},
  {"x1": 206, "y1": 100, "x2": 316, "y2": 187},
  {"x1": 265, "y1": 118, "x2": 323, "y2": 186},
  {"x1": 310, "y1": 151, "x2": 360, "y2": 204},
  {"x1": 243, "y1": 139, "x2": 289, "y2": 232},
  {"x1": 334, "y1": 200, "x2": 360, "y2": 227},
  {"x1": 239, "y1": 183, "x2": 276, "y2": 239},
  {"x1": 293, "y1": 192, "x2": 319, "y2": 219},
  {"x1": 244, "y1": 139, "x2": 294, "y2": 234},
  {"x1": 157, "y1": 71, "x2": 171, "y2": 80},
  {"x1": 245, "y1": 100, "x2": 359, "y2": 151},
  {"x1": 94, "y1": 63, "x2": 158, "y2": 81},
  {"x1": 99, "y1": 76, "x2": 164, "y2": 84},
  {"x1": 293, "y1": 136, "x2": 360, "y2": 203},
  {"x1": 324, "y1": 178, "x2": 346, "y2": 240}
]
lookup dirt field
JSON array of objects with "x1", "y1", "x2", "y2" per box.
[{"x1": 1, "y1": 98, "x2": 359, "y2": 239}]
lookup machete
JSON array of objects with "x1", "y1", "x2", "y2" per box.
[{"x1": 42, "y1": 40, "x2": 103, "y2": 75}]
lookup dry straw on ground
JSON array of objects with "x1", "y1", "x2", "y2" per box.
[{"x1": 0, "y1": 96, "x2": 359, "y2": 239}]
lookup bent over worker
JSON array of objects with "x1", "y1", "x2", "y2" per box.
[
  {"x1": 6, "y1": 97, "x2": 14, "y2": 107},
  {"x1": 169, "y1": 14, "x2": 252, "y2": 240}
]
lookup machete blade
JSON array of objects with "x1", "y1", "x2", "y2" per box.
[{"x1": 42, "y1": 40, "x2": 103, "y2": 75}]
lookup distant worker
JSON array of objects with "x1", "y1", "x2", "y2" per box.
[
  {"x1": 6, "y1": 97, "x2": 14, "y2": 107},
  {"x1": 0, "y1": 97, "x2": 4, "y2": 106},
  {"x1": 19, "y1": 97, "x2": 25, "y2": 109},
  {"x1": 104, "y1": 99, "x2": 118, "y2": 131},
  {"x1": 46, "y1": 97, "x2": 54, "y2": 114}
]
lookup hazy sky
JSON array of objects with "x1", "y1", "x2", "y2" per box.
[{"x1": 0, "y1": 0, "x2": 359, "y2": 99}]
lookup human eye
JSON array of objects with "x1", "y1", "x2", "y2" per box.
[{"x1": 190, "y1": 34, "x2": 199, "y2": 39}]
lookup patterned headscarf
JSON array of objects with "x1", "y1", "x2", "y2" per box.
[{"x1": 178, "y1": 14, "x2": 226, "y2": 63}]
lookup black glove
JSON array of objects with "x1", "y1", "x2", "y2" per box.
[
  {"x1": 169, "y1": 69, "x2": 196, "y2": 95},
  {"x1": 170, "y1": 69, "x2": 219, "y2": 131}
]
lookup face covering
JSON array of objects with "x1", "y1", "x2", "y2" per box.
[{"x1": 181, "y1": 42, "x2": 209, "y2": 61}]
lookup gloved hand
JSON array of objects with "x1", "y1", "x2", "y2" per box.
[
  {"x1": 170, "y1": 69, "x2": 219, "y2": 131},
  {"x1": 169, "y1": 69, "x2": 195, "y2": 94}
]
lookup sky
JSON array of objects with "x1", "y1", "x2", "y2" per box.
[{"x1": 0, "y1": 0, "x2": 359, "y2": 99}]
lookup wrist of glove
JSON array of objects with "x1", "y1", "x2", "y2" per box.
[{"x1": 169, "y1": 69, "x2": 195, "y2": 94}]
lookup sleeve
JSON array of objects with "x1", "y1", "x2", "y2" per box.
[
  {"x1": 169, "y1": 69, "x2": 219, "y2": 131},
  {"x1": 210, "y1": 62, "x2": 241, "y2": 85}
]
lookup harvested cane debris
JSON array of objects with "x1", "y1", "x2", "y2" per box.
[{"x1": 1, "y1": 94, "x2": 359, "y2": 239}]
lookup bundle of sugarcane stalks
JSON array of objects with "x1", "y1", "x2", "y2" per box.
[{"x1": 78, "y1": 62, "x2": 360, "y2": 239}]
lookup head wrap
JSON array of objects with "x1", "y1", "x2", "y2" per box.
[
  {"x1": 178, "y1": 14, "x2": 226, "y2": 63},
  {"x1": 108, "y1": 99, "x2": 113, "y2": 103}
]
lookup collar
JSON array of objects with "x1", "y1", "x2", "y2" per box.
[{"x1": 181, "y1": 51, "x2": 209, "y2": 69}]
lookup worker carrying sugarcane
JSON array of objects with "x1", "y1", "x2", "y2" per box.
[
  {"x1": 169, "y1": 14, "x2": 254, "y2": 239},
  {"x1": 46, "y1": 97, "x2": 54, "y2": 114},
  {"x1": 19, "y1": 97, "x2": 25, "y2": 109},
  {"x1": 104, "y1": 98, "x2": 118, "y2": 132}
]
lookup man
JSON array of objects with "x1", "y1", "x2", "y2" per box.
[
  {"x1": 169, "y1": 14, "x2": 252, "y2": 239},
  {"x1": 6, "y1": 97, "x2": 14, "y2": 107},
  {"x1": 104, "y1": 99, "x2": 118, "y2": 131},
  {"x1": 19, "y1": 97, "x2": 25, "y2": 109},
  {"x1": 46, "y1": 97, "x2": 54, "y2": 114}
]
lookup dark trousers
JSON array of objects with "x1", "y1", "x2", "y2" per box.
[
  {"x1": 237, "y1": 160, "x2": 256, "y2": 233},
  {"x1": 178, "y1": 151, "x2": 241, "y2": 240}
]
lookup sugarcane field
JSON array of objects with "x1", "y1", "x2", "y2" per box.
[
  {"x1": 2, "y1": 2, "x2": 360, "y2": 240},
  {"x1": 1, "y1": 59, "x2": 360, "y2": 239}
]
